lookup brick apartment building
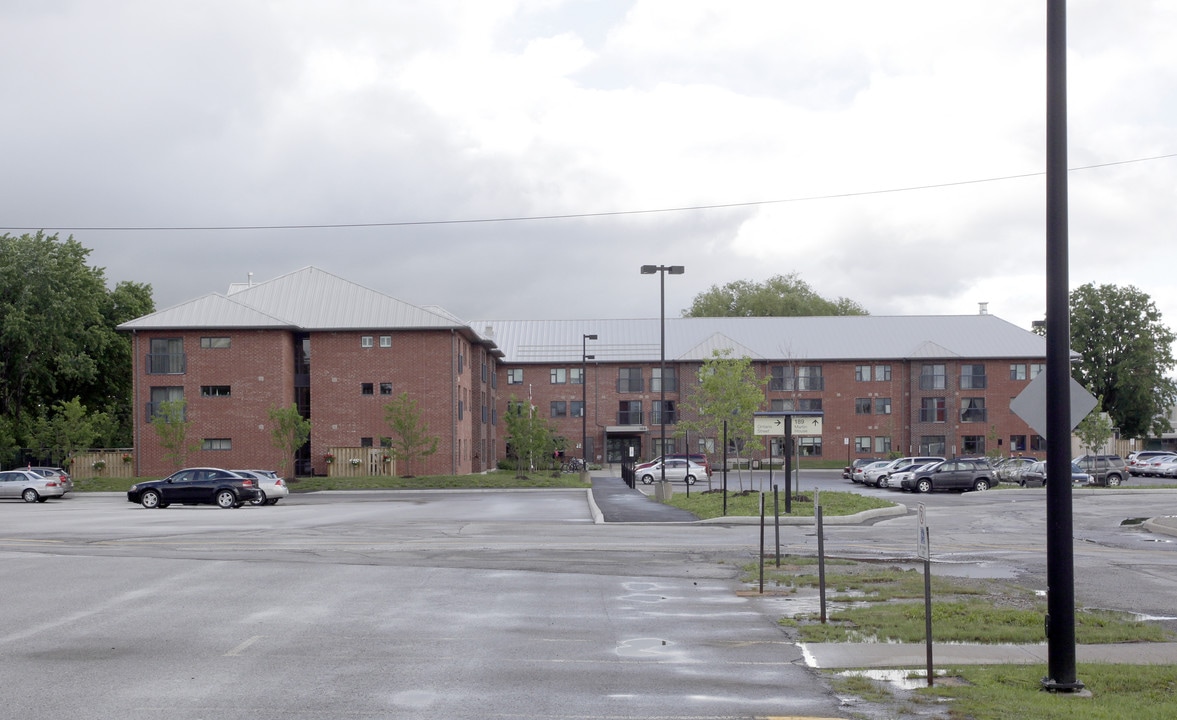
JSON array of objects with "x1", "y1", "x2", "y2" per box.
[{"x1": 121, "y1": 267, "x2": 1050, "y2": 477}]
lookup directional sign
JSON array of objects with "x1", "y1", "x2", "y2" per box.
[
  {"x1": 917, "y1": 503, "x2": 929, "y2": 560},
  {"x1": 791, "y1": 416, "x2": 823, "y2": 436},
  {"x1": 753, "y1": 417, "x2": 786, "y2": 436},
  {"x1": 1009, "y1": 370, "x2": 1098, "y2": 440}
]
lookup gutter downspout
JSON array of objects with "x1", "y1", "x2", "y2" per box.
[{"x1": 451, "y1": 330, "x2": 457, "y2": 475}]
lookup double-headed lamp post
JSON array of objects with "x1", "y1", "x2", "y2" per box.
[
  {"x1": 582, "y1": 333, "x2": 597, "y2": 473},
  {"x1": 640, "y1": 264, "x2": 685, "y2": 490}
]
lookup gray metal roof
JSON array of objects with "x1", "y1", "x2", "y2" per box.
[
  {"x1": 119, "y1": 267, "x2": 471, "y2": 332},
  {"x1": 469, "y1": 315, "x2": 1052, "y2": 364}
]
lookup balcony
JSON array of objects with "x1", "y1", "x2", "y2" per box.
[
  {"x1": 961, "y1": 408, "x2": 988, "y2": 423},
  {"x1": 919, "y1": 409, "x2": 946, "y2": 423},
  {"x1": 960, "y1": 376, "x2": 987, "y2": 390},
  {"x1": 146, "y1": 352, "x2": 187, "y2": 375},
  {"x1": 919, "y1": 375, "x2": 946, "y2": 391},
  {"x1": 650, "y1": 378, "x2": 678, "y2": 393},
  {"x1": 145, "y1": 402, "x2": 187, "y2": 423},
  {"x1": 650, "y1": 409, "x2": 678, "y2": 425},
  {"x1": 616, "y1": 410, "x2": 644, "y2": 425},
  {"x1": 617, "y1": 378, "x2": 644, "y2": 393}
]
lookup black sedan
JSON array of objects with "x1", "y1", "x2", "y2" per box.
[{"x1": 128, "y1": 468, "x2": 260, "y2": 509}]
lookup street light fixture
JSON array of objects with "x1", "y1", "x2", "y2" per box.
[
  {"x1": 582, "y1": 333, "x2": 597, "y2": 474},
  {"x1": 640, "y1": 264, "x2": 685, "y2": 493}
]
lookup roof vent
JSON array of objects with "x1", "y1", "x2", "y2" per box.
[
  {"x1": 483, "y1": 325, "x2": 495, "y2": 338},
  {"x1": 978, "y1": 302, "x2": 989, "y2": 315}
]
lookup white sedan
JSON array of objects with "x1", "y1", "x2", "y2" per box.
[
  {"x1": 636, "y1": 459, "x2": 706, "y2": 485},
  {"x1": 231, "y1": 469, "x2": 291, "y2": 505}
]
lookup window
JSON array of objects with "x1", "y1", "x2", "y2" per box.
[
  {"x1": 380, "y1": 335, "x2": 391, "y2": 348},
  {"x1": 960, "y1": 364, "x2": 987, "y2": 389},
  {"x1": 380, "y1": 437, "x2": 392, "y2": 448},
  {"x1": 1009, "y1": 435, "x2": 1027, "y2": 452},
  {"x1": 360, "y1": 437, "x2": 373, "y2": 448},
  {"x1": 361, "y1": 336, "x2": 373, "y2": 348},
  {"x1": 855, "y1": 436, "x2": 871, "y2": 452},
  {"x1": 380, "y1": 382, "x2": 392, "y2": 395},
  {"x1": 147, "y1": 338, "x2": 185, "y2": 374},
  {"x1": 1030, "y1": 363, "x2": 1046, "y2": 378},
  {"x1": 919, "y1": 435, "x2": 947, "y2": 456},
  {"x1": 855, "y1": 365, "x2": 871, "y2": 382},
  {"x1": 653, "y1": 437, "x2": 676, "y2": 456},
  {"x1": 962, "y1": 435, "x2": 985, "y2": 455},
  {"x1": 875, "y1": 365, "x2": 892, "y2": 381},
  {"x1": 920, "y1": 397, "x2": 946, "y2": 423},
  {"x1": 919, "y1": 364, "x2": 946, "y2": 390},
  {"x1": 507, "y1": 400, "x2": 527, "y2": 416},
  {"x1": 147, "y1": 386, "x2": 184, "y2": 421},
  {"x1": 200, "y1": 385, "x2": 230, "y2": 398},
  {"x1": 651, "y1": 400, "x2": 677, "y2": 424},
  {"x1": 551, "y1": 401, "x2": 567, "y2": 417},
  {"x1": 770, "y1": 365, "x2": 824, "y2": 391},
  {"x1": 551, "y1": 368, "x2": 567, "y2": 384},
  {"x1": 458, "y1": 353, "x2": 464, "y2": 374},
  {"x1": 1030, "y1": 435, "x2": 1047, "y2": 451},
  {"x1": 1010, "y1": 363, "x2": 1027, "y2": 381},
  {"x1": 570, "y1": 367, "x2": 584, "y2": 385},
  {"x1": 874, "y1": 397, "x2": 892, "y2": 414},
  {"x1": 874, "y1": 436, "x2": 892, "y2": 453},
  {"x1": 458, "y1": 400, "x2": 464, "y2": 420},
  {"x1": 202, "y1": 438, "x2": 231, "y2": 451},
  {"x1": 571, "y1": 400, "x2": 584, "y2": 417},
  {"x1": 961, "y1": 397, "x2": 987, "y2": 423},
  {"x1": 617, "y1": 368, "x2": 643, "y2": 392},
  {"x1": 771, "y1": 398, "x2": 821, "y2": 412},
  {"x1": 361, "y1": 383, "x2": 374, "y2": 395},
  {"x1": 855, "y1": 398, "x2": 872, "y2": 415},
  {"x1": 651, "y1": 367, "x2": 677, "y2": 393},
  {"x1": 507, "y1": 368, "x2": 523, "y2": 385},
  {"x1": 200, "y1": 337, "x2": 230, "y2": 349},
  {"x1": 798, "y1": 437, "x2": 822, "y2": 456},
  {"x1": 481, "y1": 362, "x2": 488, "y2": 382},
  {"x1": 798, "y1": 398, "x2": 823, "y2": 412},
  {"x1": 771, "y1": 398, "x2": 794, "y2": 412},
  {"x1": 618, "y1": 400, "x2": 642, "y2": 424}
]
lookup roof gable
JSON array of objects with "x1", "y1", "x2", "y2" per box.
[{"x1": 117, "y1": 293, "x2": 292, "y2": 330}]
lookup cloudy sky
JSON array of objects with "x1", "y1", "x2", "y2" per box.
[{"x1": 3, "y1": 0, "x2": 1175, "y2": 335}]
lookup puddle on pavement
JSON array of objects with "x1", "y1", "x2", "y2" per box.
[{"x1": 839, "y1": 668, "x2": 958, "y2": 691}]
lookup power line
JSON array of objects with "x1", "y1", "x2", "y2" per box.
[{"x1": 4, "y1": 152, "x2": 1175, "y2": 233}]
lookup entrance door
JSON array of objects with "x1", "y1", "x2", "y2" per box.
[{"x1": 606, "y1": 435, "x2": 642, "y2": 464}]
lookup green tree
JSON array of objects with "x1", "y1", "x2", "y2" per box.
[
  {"x1": 0, "y1": 232, "x2": 153, "y2": 446},
  {"x1": 30, "y1": 397, "x2": 111, "y2": 468},
  {"x1": 383, "y1": 392, "x2": 438, "y2": 477},
  {"x1": 503, "y1": 397, "x2": 556, "y2": 478},
  {"x1": 677, "y1": 349, "x2": 768, "y2": 487},
  {"x1": 150, "y1": 399, "x2": 199, "y2": 470},
  {"x1": 1075, "y1": 400, "x2": 1116, "y2": 456},
  {"x1": 268, "y1": 404, "x2": 311, "y2": 478},
  {"x1": 683, "y1": 273, "x2": 869, "y2": 317},
  {"x1": 1069, "y1": 283, "x2": 1177, "y2": 439}
]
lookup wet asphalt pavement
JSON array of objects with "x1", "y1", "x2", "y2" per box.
[{"x1": 590, "y1": 475, "x2": 700, "y2": 522}]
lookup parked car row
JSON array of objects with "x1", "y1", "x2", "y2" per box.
[
  {"x1": 0, "y1": 469, "x2": 69, "y2": 503},
  {"x1": 1127, "y1": 451, "x2": 1177, "y2": 477},
  {"x1": 127, "y1": 467, "x2": 288, "y2": 509}
]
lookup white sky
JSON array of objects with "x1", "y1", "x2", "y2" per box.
[{"x1": 3, "y1": 0, "x2": 1174, "y2": 338}]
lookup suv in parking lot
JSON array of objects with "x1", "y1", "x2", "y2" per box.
[
  {"x1": 900, "y1": 458, "x2": 997, "y2": 493},
  {"x1": 1072, "y1": 454, "x2": 1127, "y2": 486}
]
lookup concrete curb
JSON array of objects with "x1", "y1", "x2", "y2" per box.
[
  {"x1": 694, "y1": 503, "x2": 909, "y2": 525},
  {"x1": 1142, "y1": 515, "x2": 1177, "y2": 538}
]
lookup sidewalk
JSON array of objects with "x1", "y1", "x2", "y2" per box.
[{"x1": 802, "y1": 641, "x2": 1177, "y2": 668}]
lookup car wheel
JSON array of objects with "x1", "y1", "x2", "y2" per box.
[
  {"x1": 640, "y1": 474, "x2": 654, "y2": 485},
  {"x1": 140, "y1": 490, "x2": 161, "y2": 509},
  {"x1": 685, "y1": 474, "x2": 696, "y2": 485},
  {"x1": 877, "y1": 476, "x2": 889, "y2": 489},
  {"x1": 216, "y1": 490, "x2": 237, "y2": 509},
  {"x1": 916, "y1": 478, "x2": 932, "y2": 494},
  {"x1": 22, "y1": 488, "x2": 40, "y2": 503},
  {"x1": 1106, "y1": 474, "x2": 1122, "y2": 487},
  {"x1": 250, "y1": 491, "x2": 268, "y2": 506},
  {"x1": 973, "y1": 478, "x2": 991, "y2": 492}
]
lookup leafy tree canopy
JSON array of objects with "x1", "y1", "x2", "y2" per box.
[
  {"x1": 1069, "y1": 283, "x2": 1177, "y2": 439},
  {"x1": 683, "y1": 273, "x2": 869, "y2": 318},
  {"x1": 678, "y1": 349, "x2": 768, "y2": 457},
  {"x1": 383, "y1": 392, "x2": 438, "y2": 477},
  {"x1": 0, "y1": 232, "x2": 153, "y2": 447}
]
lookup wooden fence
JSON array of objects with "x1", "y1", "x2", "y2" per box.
[
  {"x1": 71, "y1": 449, "x2": 136, "y2": 479},
  {"x1": 324, "y1": 447, "x2": 397, "y2": 477}
]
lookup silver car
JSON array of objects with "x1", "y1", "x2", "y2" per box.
[
  {"x1": 231, "y1": 469, "x2": 290, "y2": 505},
  {"x1": 636, "y1": 459, "x2": 706, "y2": 485},
  {"x1": 28, "y1": 466, "x2": 74, "y2": 495},
  {"x1": 0, "y1": 469, "x2": 68, "y2": 503}
]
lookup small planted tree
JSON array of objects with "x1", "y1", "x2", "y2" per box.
[
  {"x1": 1075, "y1": 399, "x2": 1116, "y2": 457},
  {"x1": 268, "y1": 404, "x2": 311, "y2": 478},
  {"x1": 677, "y1": 349, "x2": 767, "y2": 490},
  {"x1": 503, "y1": 397, "x2": 556, "y2": 478},
  {"x1": 151, "y1": 399, "x2": 199, "y2": 470},
  {"x1": 31, "y1": 397, "x2": 110, "y2": 468},
  {"x1": 384, "y1": 392, "x2": 438, "y2": 477}
]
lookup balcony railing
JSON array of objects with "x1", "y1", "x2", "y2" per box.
[
  {"x1": 617, "y1": 378, "x2": 644, "y2": 393},
  {"x1": 919, "y1": 375, "x2": 946, "y2": 390},
  {"x1": 146, "y1": 352, "x2": 187, "y2": 375},
  {"x1": 918, "y1": 409, "x2": 946, "y2": 423},
  {"x1": 961, "y1": 408, "x2": 988, "y2": 423},
  {"x1": 145, "y1": 402, "x2": 187, "y2": 423},
  {"x1": 650, "y1": 409, "x2": 678, "y2": 425},
  {"x1": 768, "y1": 377, "x2": 824, "y2": 392},
  {"x1": 650, "y1": 378, "x2": 678, "y2": 393},
  {"x1": 960, "y1": 376, "x2": 987, "y2": 389},
  {"x1": 616, "y1": 410, "x2": 644, "y2": 425}
]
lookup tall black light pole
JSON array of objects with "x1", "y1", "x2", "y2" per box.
[
  {"x1": 640, "y1": 264, "x2": 685, "y2": 490},
  {"x1": 582, "y1": 333, "x2": 597, "y2": 473}
]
